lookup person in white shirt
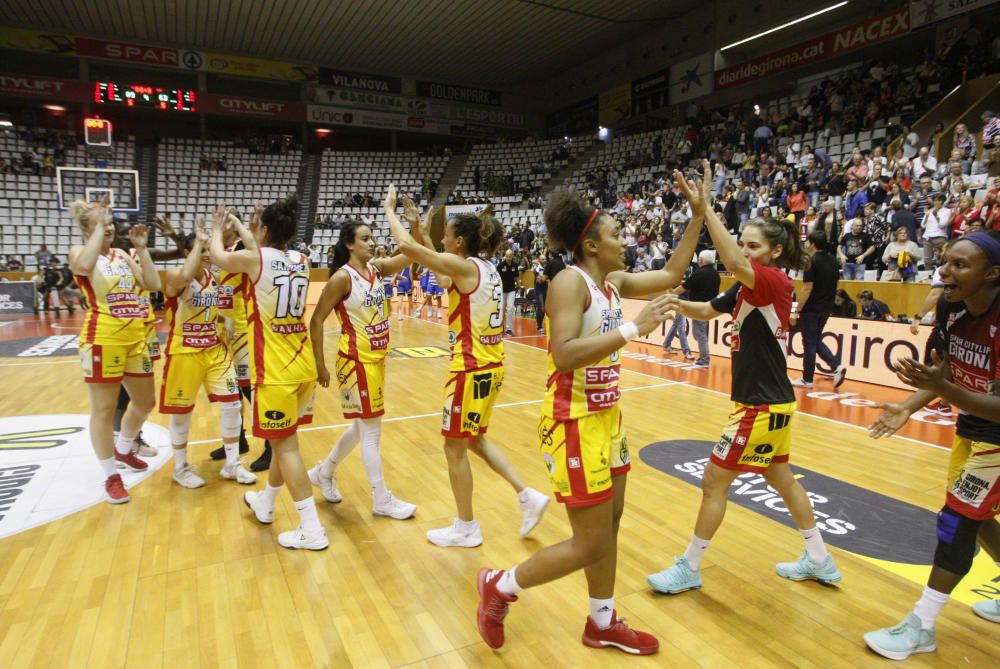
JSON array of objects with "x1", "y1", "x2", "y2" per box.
[
  {"x1": 912, "y1": 147, "x2": 938, "y2": 179},
  {"x1": 902, "y1": 125, "x2": 920, "y2": 159},
  {"x1": 920, "y1": 193, "x2": 952, "y2": 270}
]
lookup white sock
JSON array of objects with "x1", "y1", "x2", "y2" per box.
[
  {"x1": 358, "y1": 418, "x2": 388, "y2": 503},
  {"x1": 321, "y1": 420, "x2": 359, "y2": 477},
  {"x1": 589, "y1": 597, "x2": 615, "y2": 629},
  {"x1": 517, "y1": 488, "x2": 531, "y2": 504},
  {"x1": 115, "y1": 434, "x2": 136, "y2": 456},
  {"x1": 683, "y1": 534, "x2": 711, "y2": 571},
  {"x1": 263, "y1": 482, "x2": 283, "y2": 507},
  {"x1": 800, "y1": 527, "x2": 829, "y2": 562},
  {"x1": 457, "y1": 518, "x2": 478, "y2": 531},
  {"x1": 223, "y1": 441, "x2": 239, "y2": 467},
  {"x1": 99, "y1": 456, "x2": 117, "y2": 477},
  {"x1": 912, "y1": 586, "x2": 950, "y2": 629},
  {"x1": 294, "y1": 496, "x2": 322, "y2": 531},
  {"x1": 497, "y1": 568, "x2": 522, "y2": 596},
  {"x1": 173, "y1": 447, "x2": 187, "y2": 471}
]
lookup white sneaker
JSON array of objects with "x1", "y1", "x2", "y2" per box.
[
  {"x1": 414, "y1": 308, "x2": 422, "y2": 318},
  {"x1": 790, "y1": 377, "x2": 813, "y2": 389},
  {"x1": 173, "y1": 464, "x2": 206, "y2": 489},
  {"x1": 277, "y1": 525, "x2": 329, "y2": 551},
  {"x1": 427, "y1": 518, "x2": 483, "y2": 547},
  {"x1": 519, "y1": 487, "x2": 550, "y2": 536},
  {"x1": 373, "y1": 492, "x2": 417, "y2": 520},
  {"x1": 243, "y1": 491, "x2": 274, "y2": 525},
  {"x1": 973, "y1": 598, "x2": 1000, "y2": 623},
  {"x1": 220, "y1": 461, "x2": 257, "y2": 484},
  {"x1": 307, "y1": 463, "x2": 342, "y2": 503},
  {"x1": 832, "y1": 365, "x2": 847, "y2": 388}
]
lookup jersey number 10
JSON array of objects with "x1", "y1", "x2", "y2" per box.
[{"x1": 273, "y1": 275, "x2": 308, "y2": 318}]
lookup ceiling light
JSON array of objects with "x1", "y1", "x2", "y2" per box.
[
  {"x1": 43, "y1": 104, "x2": 67, "y2": 112},
  {"x1": 720, "y1": 2, "x2": 849, "y2": 51}
]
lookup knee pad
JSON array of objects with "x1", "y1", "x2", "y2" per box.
[
  {"x1": 169, "y1": 412, "x2": 193, "y2": 446},
  {"x1": 933, "y1": 506, "x2": 981, "y2": 575},
  {"x1": 117, "y1": 385, "x2": 131, "y2": 411},
  {"x1": 219, "y1": 400, "x2": 242, "y2": 440}
]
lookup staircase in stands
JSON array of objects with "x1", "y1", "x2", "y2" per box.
[
  {"x1": 297, "y1": 153, "x2": 322, "y2": 243},
  {"x1": 135, "y1": 143, "x2": 158, "y2": 225},
  {"x1": 431, "y1": 154, "x2": 470, "y2": 206},
  {"x1": 536, "y1": 142, "x2": 603, "y2": 200}
]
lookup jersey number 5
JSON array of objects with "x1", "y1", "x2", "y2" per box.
[{"x1": 273, "y1": 275, "x2": 308, "y2": 318}]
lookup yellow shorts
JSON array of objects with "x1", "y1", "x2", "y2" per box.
[
  {"x1": 711, "y1": 402, "x2": 796, "y2": 473},
  {"x1": 159, "y1": 346, "x2": 240, "y2": 414},
  {"x1": 230, "y1": 330, "x2": 250, "y2": 387},
  {"x1": 441, "y1": 365, "x2": 504, "y2": 439},
  {"x1": 80, "y1": 340, "x2": 152, "y2": 383},
  {"x1": 539, "y1": 404, "x2": 629, "y2": 508},
  {"x1": 946, "y1": 436, "x2": 1000, "y2": 520},
  {"x1": 252, "y1": 381, "x2": 316, "y2": 439},
  {"x1": 336, "y1": 354, "x2": 385, "y2": 419},
  {"x1": 145, "y1": 323, "x2": 161, "y2": 361}
]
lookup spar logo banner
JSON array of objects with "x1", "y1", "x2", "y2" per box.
[
  {"x1": 715, "y1": 7, "x2": 911, "y2": 89},
  {"x1": 0, "y1": 415, "x2": 170, "y2": 539}
]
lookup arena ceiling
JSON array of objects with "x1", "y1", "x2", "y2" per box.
[{"x1": 2, "y1": 0, "x2": 700, "y2": 89}]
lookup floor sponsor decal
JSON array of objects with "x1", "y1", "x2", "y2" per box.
[
  {"x1": 640, "y1": 440, "x2": 997, "y2": 605},
  {"x1": 0, "y1": 334, "x2": 167, "y2": 358},
  {"x1": 0, "y1": 415, "x2": 171, "y2": 538},
  {"x1": 389, "y1": 345, "x2": 451, "y2": 359}
]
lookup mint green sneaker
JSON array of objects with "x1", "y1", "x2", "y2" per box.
[
  {"x1": 972, "y1": 598, "x2": 1000, "y2": 623},
  {"x1": 775, "y1": 551, "x2": 842, "y2": 584},
  {"x1": 864, "y1": 613, "x2": 936, "y2": 660},
  {"x1": 647, "y1": 557, "x2": 702, "y2": 594}
]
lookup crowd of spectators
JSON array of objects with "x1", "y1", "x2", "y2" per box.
[{"x1": 1, "y1": 126, "x2": 74, "y2": 176}]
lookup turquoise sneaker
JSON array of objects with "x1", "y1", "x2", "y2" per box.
[
  {"x1": 775, "y1": 551, "x2": 842, "y2": 584},
  {"x1": 647, "y1": 557, "x2": 702, "y2": 594},
  {"x1": 863, "y1": 613, "x2": 936, "y2": 660},
  {"x1": 972, "y1": 598, "x2": 1000, "y2": 623}
]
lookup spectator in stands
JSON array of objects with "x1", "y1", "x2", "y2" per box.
[
  {"x1": 953, "y1": 123, "x2": 976, "y2": 174},
  {"x1": 980, "y1": 109, "x2": 998, "y2": 158},
  {"x1": 863, "y1": 201, "x2": 891, "y2": 277},
  {"x1": 912, "y1": 146, "x2": 937, "y2": 179},
  {"x1": 633, "y1": 247, "x2": 652, "y2": 273},
  {"x1": 921, "y1": 193, "x2": 952, "y2": 270},
  {"x1": 844, "y1": 178, "x2": 869, "y2": 220},
  {"x1": 6, "y1": 255, "x2": 23, "y2": 271},
  {"x1": 901, "y1": 124, "x2": 920, "y2": 159},
  {"x1": 786, "y1": 182, "x2": 808, "y2": 222},
  {"x1": 816, "y1": 201, "x2": 842, "y2": 248},
  {"x1": 753, "y1": 122, "x2": 773, "y2": 154},
  {"x1": 681, "y1": 249, "x2": 720, "y2": 369},
  {"x1": 887, "y1": 197, "x2": 918, "y2": 245},
  {"x1": 826, "y1": 162, "x2": 847, "y2": 212},
  {"x1": 882, "y1": 227, "x2": 922, "y2": 282},
  {"x1": 910, "y1": 175, "x2": 935, "y2": 220},
  {"x1": 792, "y1": 231, "x2": 846, "y2": 388},
  {"x1": 838, "y1": 218, "x2": 874, "y2": 280},
  {"x1": 832, "y1": 289, "x2": 857, "y2": 317},
  {"x1": 34, "y1": 244, "x2": 53, "y2": 267},
  {"x1": 803, "y1": 156, "x2": 826, "y2": 208},
  {"x1": 846, "y1": 154, "x2": 870, "y2": 186},
  {"x1": 941, "y1": 160, "x2": 966, "y2": 195},
  {"x1": 308, "y1": 244, "x2": 323, "y2": 269},
  {"x1": 857, "y1": 289, "x2": 891, "y2": 320},
  {"x1": 530, "y1": 252, "x2": 548, "y2": 335},
  {"x1": 498, "y1": 249, "x2": 518, "y2": 337}
]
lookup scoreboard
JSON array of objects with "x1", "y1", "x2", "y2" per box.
[{"x1": 94, "y1": 82, "x2": 196, "y2": 111}]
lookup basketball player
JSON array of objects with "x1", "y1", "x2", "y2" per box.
[
  {"x1": 415, "y1": 263, "x2": 444, "y2": 319},
  {"x1": 159, "y1": 218, "x2": 255, "y2": 488},
  {"x1": 384, "y1": 184, "x2": 550, "y2": 547},
  {"x1": 306, "y1": 220, "x2": 416, "y2": 520},
  {"x1": 69, "y1": 196, "x2": 160, "y2": 504},
  {"x1": 475, "y1": 182, "x2": 706, "y2": 654},
  {"x1": 209, "y1": 197, "x2": 328, "y2": 550},
  {"x1": 647, "y1": 161, "x2": 842, "y2": 594},
  {"x1": 393, "y1": 264, "x2": 414, "y2": 317},
  {"x1": 374, "y1": 244, "x2": 395, "y2": 319},
  {"x1": 209, "y1": 206, "x2": 272, "y2": 472},
  {"x1": 865, "y1": 231, "x2": 1000, "y2": 659}
]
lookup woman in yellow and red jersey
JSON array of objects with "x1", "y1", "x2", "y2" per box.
[
  {"x1": 475, "y1": 178, "x2": 708, "y2": 655},
  {"x1": 209, "y1": 196, "x2": 327, "y2": 551},
  {"x1": 69, "y1": 196, "x2": 161, "y2": 504},
  {"x1": 307, "y1": 219, "x2": 416, "y2": 520},
  {"x1": 159, "y1": 219, "x2": 254, "y2": 490},
  {"x1": 385, "y1": 185, "x2": 549, "y2": 549}
]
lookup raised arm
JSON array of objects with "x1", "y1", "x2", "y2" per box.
[
  {"x1": 69, "y1": 198, "x2": 112, "y2": 276},
  {"x1": 209, "y1": 206, "x2": 259, "y2": 277},
  {"x1": 149, "y1": 215, "x2": 186, "y2": 262},
  {"x1": 164, "y1": 219, "x2": 207, "y2": 297},
  {"x1": 309, "y1": 270, "x2": 351, "y2": 388},
  {"x1": 235, "y1": 204, "x2": 261, "y2": 251},
  {"x1": 126, "y1": 224, "x2": 162, "y2": 292},
  {"x1": 384, "y1": 184, "x2": 474, "y2": 283}
]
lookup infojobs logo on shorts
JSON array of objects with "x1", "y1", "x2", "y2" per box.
[{"x1": 0, "y1": 415, "x2": 171, "y2": 538}]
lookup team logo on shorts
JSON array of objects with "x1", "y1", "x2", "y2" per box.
[
  {"x1": 143, "y1": 358, "x2": 153, "y2": 372},
  {"x1": 264, "y1": 410, "x2": 286, "y2": 421},
  {"x1": 226, "y1": 378, "x2": 237, "y2": 393},
  {"x1": 713, "y1": 434, "x2": 732, "y2": 459},
  {"x1": 543, "y1": 452, "x2": 556, "y2": 476},
  {"x1": 342, "y1": 388, "x2": 353, "y2": 403},
  {"x1": 568, "y1": 457, "x2": 581, "y2": 469},
  {"x1": 472, "y1": 373, "x2": 492, "y2": 400},
  {"x1": 619, "y1": 434, "x2": 629, "y2": 465},
  {"x1": 441, "y1": 407, "x2": 450, "y2": 429},
  {"x1": 448, "y1": 330, "x2": 457, "y2": 345}
]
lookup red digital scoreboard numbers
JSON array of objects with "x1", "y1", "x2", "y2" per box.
[
  {"x1": 84, "y1": 118, "x2": 113, "y2": 146},
  {"x1": 94, "y1": 82, "x2": 196, "y2": 111}
]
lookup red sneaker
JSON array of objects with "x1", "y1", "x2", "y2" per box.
[
  {"x1": 477, "y1": 568, "x2": 517, "y2": 649},
  {"x1": 104, "y1": 474, "x2": 130, "y2": 504},
  {"x1": 581, "y1": 610, "x2": 659, "y2": 655},
  {"x1": 114, "y1": 449, "x2": 149, "y2": 471}
]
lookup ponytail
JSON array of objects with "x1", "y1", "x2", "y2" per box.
[
  {"x1": 745, "y1": 216, "x2": 807, "y2": 270},
  {"x1": 450, "y1": 212, "x2": 502, "y2": 257},
  {"x1": 543, "y1": 190, "x2": 602, "y2": 259},
  {"x1": 331, "y1": 219, "x2": 366, "y2": 273}
]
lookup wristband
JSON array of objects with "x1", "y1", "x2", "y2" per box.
[{"x1": 618, "y1": 321, "x2": 639, "y2": 342}]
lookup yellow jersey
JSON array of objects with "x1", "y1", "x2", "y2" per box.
[
  {"x1": 129, "y1": 248, "x2": 155, "y2": 325},
  {"x1": 164, "y1": 268, "x2": 222, "y2": 355},
  {"x1": 542, "y1": 266, "x2": 623, "y2": 421},
  {"x1": 336, "y1": 261, "x2": 390, "y2": 363},
  {"x1": 216, "y1": 242, "x2": 249, "y2": 334},
  {"x1": 447, "y1": 256, "x2": 503, "y2": 372},
  {"x1": 77, "y1": 248, "x2": 145, "y2": 346},
  {"x1": 247, "y1": 247, "x2": 317, "y2": 385}
]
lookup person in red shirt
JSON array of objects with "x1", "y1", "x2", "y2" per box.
[{"x1": 786, "y1": 182, "x2": 808, "y2": 222}]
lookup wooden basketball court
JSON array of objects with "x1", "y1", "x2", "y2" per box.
[{"x1": 0, "y1": 303, "x2": 996, "y2": 668}]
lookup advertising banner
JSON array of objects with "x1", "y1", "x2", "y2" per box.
[
  {"x1": 0, "y1": 27, "x2": 76, "y2": 55},
  {"x1": 307, "y1": 104, "x2": 450, "y2": 135},
  {"x1": 450, "y1": 105, "x2": 526, "y2": 128},
  {"x1": 192, "y1": 52, "x2": 317, "y2": 82},
  {"x1": 0, "y1": 282, "x2": 36, "y2": 314},
  {"x1": 910, "y1": 0, "x2": 1000, "y2": 28},
  {"x1": 75, "y1": 37, "x2": 183, "y2": 68},
  {"x1": 599, "y1": 82, "x2": 633, "y2": 125},
  {"x1": 622, "y1": 299, "x2": 926, "y2": 391},
  {"x1": 715, "y1": 8, "x2": 911, "y2": 89},
  {"x1": 669, "y1": 51, "x2": 714, "y2": 104},
  {"x1": 0, "y1": 73, "x2": 87, "y2": 100},
  {"x1": 199, "y1": 94, "x2": 305, "y2": 120},
  {"x1": 307, "y1": 87, "x2": 451, "y2": 120},
  {"x1": 318, "y1": 68, "x2": 402, "y2": 93},
  {"x1": 631, "y1": 68, "x2": 669, "y2": 116},
  {"x1": 416, "y1": 81, "x2": 501, "y2": 106}
]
